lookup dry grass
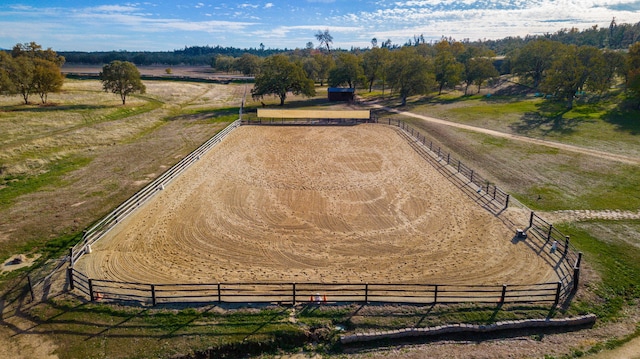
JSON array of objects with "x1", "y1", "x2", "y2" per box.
[{"x1": 0, "y1": 79, "x2": 244, "y2": 258}]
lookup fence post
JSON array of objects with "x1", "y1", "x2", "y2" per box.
[
  {"x1": 563, "y1": 236, "x2": 570, "y2": 257},
  {"x1": 68, "y1": 267, "x2": 74, "y2": 290},
  {"x1": 554, "y1": 281, "x2": 562, "y2": 307},
  {"x1": 529, "y1": 212, "x2": 535, "y2": 228},
  {"x1": 434, "y1": 285, "x2": 438, "y2": 304},
  {"x1": 364, "y1": 283, "x2": 369, "y2": 304},
  {"x1": 470, "y1": 170, "x2": 474, "y2": 183},
  {"x1": 218, "y1": 283, "x2": 221, "y2": 303},
  {"x1": 457, "y1": 161, "x2": 461, "y2": 172},
  {"x1": 500, "y1": 284, "x2": 507, "y2": 304},
  {"x1": 575, "y1": 252, "x2": 583, "y2": 268},
  {"x1": 292, "y1": 283, "x2": 296, "y2": 305},
  {"x1": 486, "y1": 182, "x2": 490, "y2": 193},
  {"x1": 447, "y1": 153, "x2": 450, "y2": 164},
  {"x1": 493, "y1": 186, "x2": 497, "y2": 199},
  {"x1": 89, "y1": 279, "x2": 94, "y2": 302},
  {"x1": 572, "y1": 267, "x2": 580, "y2": 294},
  {"x1": 504, "y1": 194, "x2": 510, "y2": 209},
  {"x1": 437, "y1": 147, "x2": 441, "y2": 158},
  {"x1": 27, "y1": 275, "x2": 35, "y2": 302},
  {"x1": 547, "y1": 224, "x2": 554, "y2": 243},
  {"x1": 69, "y1": 248, "x2": 73, "y2": 266},
  {"x1": 151, "y1": 285, "x2": 156, "y2": 306},
  {"x1": 430, "y1": 141, "x2": 433, "y2": 151}
]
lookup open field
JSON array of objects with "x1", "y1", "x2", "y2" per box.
[{"x1": 75, "y1": 125, "x2": 556, "y2": 285}]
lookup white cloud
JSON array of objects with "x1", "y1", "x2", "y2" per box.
[{"x1": 265, "y1": 3, "x2": 274, "y2": 8}]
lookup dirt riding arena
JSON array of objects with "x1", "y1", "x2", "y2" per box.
[{"x1": 75, "y1": 124, "x2": 557, "y2": 286}]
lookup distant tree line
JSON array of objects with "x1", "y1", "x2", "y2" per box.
[{"x1": 60, "y1": 45, "x2": 288, "y2": 66}]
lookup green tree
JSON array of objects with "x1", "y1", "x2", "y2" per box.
[
  {"x1": 236, "y1": 53, "x2": 262, "y2": 76},
  {"x1": 100, "y1": 60, "x2": 146, "y2": 105},
  {"x1": 32, "y1": 58, "x2": 65, "y2": 103},
  {"x1": 387, "y1": 47, "x2": 436, "y2": 105},
  {"x1": 313, "y1": 53, "x2": 334, "y2": 86},
  {"x1": 463, "y1": 57, "x2": 499, "y2": 94},
  {"x1": 0, "y1": 52, "x2": 17, "y2": 95},
  {"x1": 540, "y1": 45, "x2": 607, "y2": 109},
  {"x1": 328, "y1": 53, "x2": 364, "y2": 89},
  {"x1": 302, "y1": 57, "x2": 320, "y2": 84},
  {"x1": 363, "y1": 47, "x2": 390, "y2": 92},
  {"x1": 434, "y1": 41, "x2": 464, "y2": 95},
  {"x1": 251, "y1": 54, "x2": 315, "y2": 106},
  {"x1": 212, "y1": 55, "x2": 236, "y2": 73},
  {"x1": 510, "y1": 39, "x2": 560, "y2": 87},
  {"x1": 627, "y1": 42, "x2": 640, "y2": 107},
  {"x1": 11, "y1": 56, "x2": 35, "y2": 104},
  {"x1": 602, "y1": 50, "x2": 627, "y2": 85}
]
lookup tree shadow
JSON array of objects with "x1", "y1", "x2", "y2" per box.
[
  {"x1": 602, "y1": 100, "x2": 640, "y2": 135},
  {"x1": 0, "y1": 104, "x2": 112, "y2": 113},
  {"x1": 510, "y1": 101, "x2": 582, "y2": 136}
]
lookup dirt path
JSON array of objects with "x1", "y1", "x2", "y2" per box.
[
  {"x1": 372, "y1": 105, "x2": 640, "y2": 166},
  {"x1": 587, "y1": 336, "x2": 640, "y2": 359},
  {"x1": 540, "y1": 210, "x2": 640, "y2": 224}
]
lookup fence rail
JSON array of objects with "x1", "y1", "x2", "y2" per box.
[
  {"x1": 69, "y1": 120, "x2": 242, "y2": 266},
  {"x1": 68, "y1": 268, "x2": 560, "y2": 306}
]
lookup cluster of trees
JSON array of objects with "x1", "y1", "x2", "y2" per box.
[
  {"x1": 250, "y1": 38, "x2": 500, "y2": 106},
  {"x1": 0, "y1": 42, "x2": 65, "y2": 104},
  {"x1": 250, "y1": 32, "x2": 640, "y2": 108}
]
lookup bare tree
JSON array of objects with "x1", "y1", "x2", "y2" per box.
[{"x1": 315, "y1": 29, "x2": 333, "y2": 52}]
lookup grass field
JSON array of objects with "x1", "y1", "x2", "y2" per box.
[{"x1": 1, "y1": 76, "x2": 639, "y2": 359}]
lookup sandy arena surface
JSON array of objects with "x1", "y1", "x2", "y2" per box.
[{"x1": 75, "y1": 124, "x2": 558, "y2": 285}]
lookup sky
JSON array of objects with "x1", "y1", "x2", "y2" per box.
[{"x1": 0, "y1": 0, "x2": 639, "y2": 52}]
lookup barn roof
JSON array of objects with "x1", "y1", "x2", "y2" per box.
[{"x1": 327, "y1": 87, "x2": 355, "y2": 93}]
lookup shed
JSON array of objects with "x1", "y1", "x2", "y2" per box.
[{"x1": 328, "y1": 87, "x2": 355, "y2": 101}]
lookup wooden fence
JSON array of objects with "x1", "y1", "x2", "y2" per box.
[
  {"x1": 387, "y1": 118, "x2": 582, "y2": 299},
  {"x1": 56, "y1": 117, "x2": 581, "y2": 308},
  {"x1": 386, "y1": 118, "x2": 511, "y2": 213},
  {"x1": 67, "y1": 268, "x2": 561, "y2": 307}
]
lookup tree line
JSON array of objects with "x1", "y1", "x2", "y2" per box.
[{"x1": 248, "y1": 37, "x2": 640, "y2": 109}]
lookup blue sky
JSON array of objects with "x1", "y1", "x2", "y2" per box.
[{"x1": 1, "y1": 0, "x2": 639, "y2": 51}]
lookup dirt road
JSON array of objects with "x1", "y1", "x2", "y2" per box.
[{"x1": 373, "y1": 105, "x2": 640, "y2": 165}]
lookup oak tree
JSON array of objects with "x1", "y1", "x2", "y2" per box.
[
  {"x1": 100, "y1": 60, "x2": 146, "y2": 105},
  {"x1": 251, "y1": 54, "x2": 315, "y2": 106}
]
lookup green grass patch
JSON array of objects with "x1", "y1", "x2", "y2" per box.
[
  {"x1": 0, "y1": 155, "x2": 91, "y2": 210},
  {"x1": 26, "y1": 299, "x2": 308, "y2": 359},
  {"x1": 558, "y1": 221, "x2": 640, "y2": 321}
]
